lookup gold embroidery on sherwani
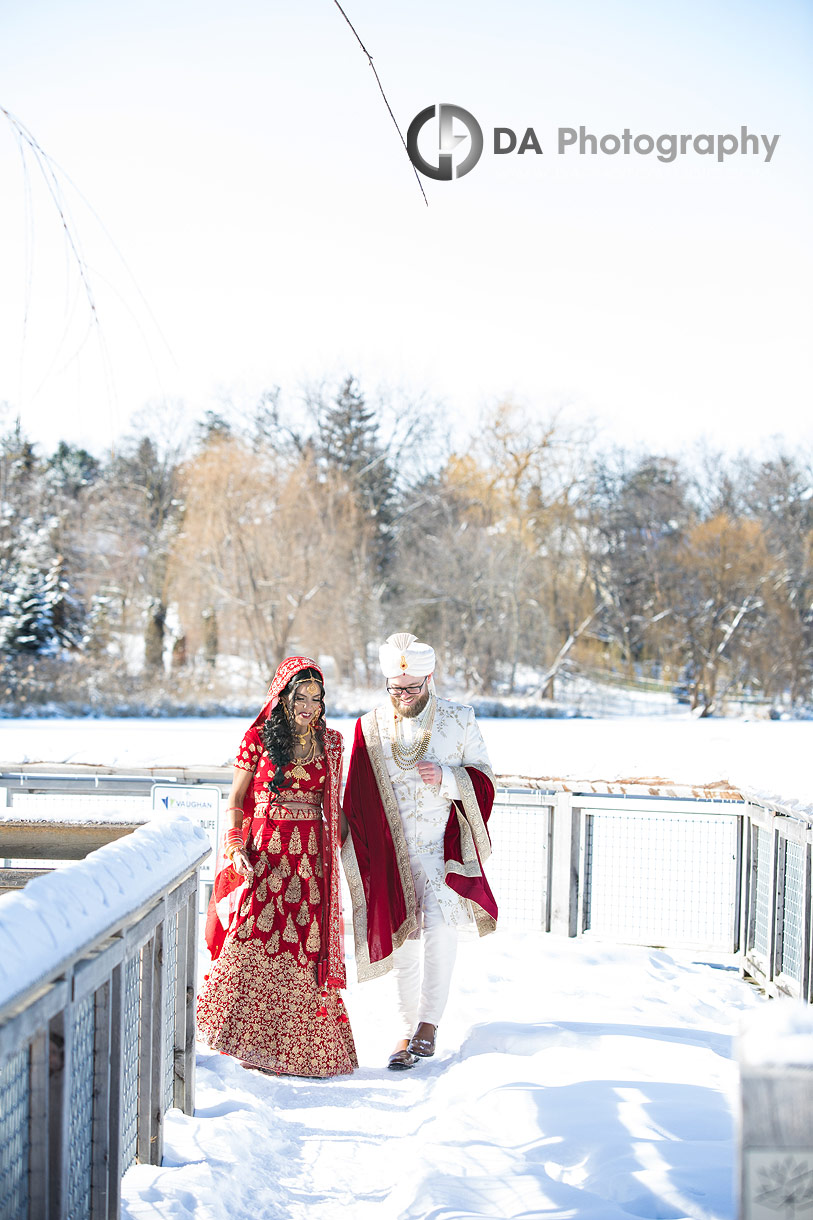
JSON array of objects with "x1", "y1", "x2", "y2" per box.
[
  {"x1": 342, "y1": 835, "x2": 379, "y2": 980},
  {"x1": 307, "y1": 827, "x2": 318, "y2": 855},
  {"x1": 288, "y1": 825, "x2": 302, "y2": 854},
  {"x1": 308, "y1": 876, "x2": 320, "y2": 905},
  {"x1": 444, "y1": 764, "x2": 497, "y2": 938},
  {"x1": 362, "y1": 710, "x2": 417, "y2": 934},
  {"x1": 296, "y1": 900, "x2": 309, "y2": 927},
  {"x1": 284, "y1": 874, "x2": 302, "y2": 904},
  {"x1": 453, "y1": 764, "x2": 495, "y2": 863},
  {"x1": 306, "y1": 918, "x2": 321, "y2": 953}
]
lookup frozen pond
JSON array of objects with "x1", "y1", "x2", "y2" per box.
[{"x1": 2, "y1": 713, "x2": 813, "y2": 810}]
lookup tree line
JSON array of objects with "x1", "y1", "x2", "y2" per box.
[{"x1": 2, "y1": 381, "x2": 812, "y2": 715}]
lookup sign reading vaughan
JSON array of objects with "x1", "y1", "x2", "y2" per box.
[{"x1": 406, "y1": 103, "x2": 780, "y2": 181}]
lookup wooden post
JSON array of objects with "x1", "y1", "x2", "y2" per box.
[
  {"x1": 106, "y1": 963, "x2": 124, "y2": 1220},
  {"x1": 29, "y1": 1029, "x2": 50, "y2": 1220},
  {"x1": 182, "y1": 887, "x2": 198, "y2": 1115},
  {"x1": 549, "y1": 793, "x2": 580, "y2": 937},
  {"x1": 173, "y1": 900, "x2": 189, "y2": 1111},
  {"x1": 136, "y1": 938, "x2": 154, "y2": 1166},
  {"x1": 149, "y1": 918, "x2": 166, "y2": 1166},
  {"x1": 90, "y1": 981, "x2": 111, "y2": 1220},
  {"x1": 740, "y1": 1005, "x2": 813, "y2": 1220},
  {"x1": 48, "y1": 1002, "x2": 71, "y2": 1220}
]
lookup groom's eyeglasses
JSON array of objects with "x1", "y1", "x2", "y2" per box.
[{"x1": 386, "y1": 679, "x2": 427, "y2": 697}]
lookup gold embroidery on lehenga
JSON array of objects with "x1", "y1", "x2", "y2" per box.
[
  {"x1": 280, "y1": 855, "x2": 292, "y2": 878},
  {"x1": 298, "y1": 854, "x2": 312, "y2": 879},
  {"x1": 314, "y1": 857, "x2": 323, "y2": 878},
  {"x1": 255, "y1": 877, "x2": 268, "y2": 903},
  {"x1": 236, "y1": 913, "x2": 255, "y2": 940},
  {"x1": 264, "y1": 929, "x2": 280, "y2": 955},
  {"x1": 296, "y1": 899, "x2": 309, "y2": 927},
  {"x1": 268, "y1": 826, "x2": 282, "y2": 853},
  {"x1": 254, "y1": 852, "x2": 268, "y2": 878},
  {"x1": 239, "y1": 893, "x2": 252, "y2": 918},
  {"x1": 307, "y1": 827, "x2": 318, "y2": 854},
  {"x1": 308, "y1": 876, "x2": 321, "y2": 905},
  {"x1": 288, "y1": 825, "x2": 302, "y2": 854},
  {"x1": 196, "y1": 939, "x2": 357, "y2": 1078},
  {"x1": 282, "y1": 913, "x2": 298, "y2": 943},
  {"x1": 268, "y1": 867, "x2": 283, "y2": 894},
  {"x1": 284, "y1": 874, "x2": 302, "y2": 904},
  {"x1": 306, "y1": 918, "x2": 321, "y2": 953},
  {"x1": 256, "y1": 902, "x2": 276, "y2": 933}
]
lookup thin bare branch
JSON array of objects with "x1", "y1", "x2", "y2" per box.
[{"x1": 331, "y1": 2, "x2": 428, "y2": 206}]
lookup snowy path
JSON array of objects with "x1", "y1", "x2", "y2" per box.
[{"x1": 121, "y1": 932, "x2": 763, "y2": 1220}]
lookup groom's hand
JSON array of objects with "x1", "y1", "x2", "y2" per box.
[{"x1": 415, "y1": 761, "x2": 442, "y2": 785}]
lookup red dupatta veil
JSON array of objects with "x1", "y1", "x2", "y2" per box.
[{"x1": 204, "y1": 656, "x2": 347, "y2": 988}]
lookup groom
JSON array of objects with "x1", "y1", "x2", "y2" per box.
[{"x1": 341, "y1": 632, "x2": 498, "y2": 1069}]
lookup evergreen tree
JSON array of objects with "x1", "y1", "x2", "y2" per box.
[{"x1": 315, "y1": 376, "x2": 395, "y2": 537}]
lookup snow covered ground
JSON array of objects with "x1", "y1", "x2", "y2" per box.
[
  {"x1": 4, "y1": 712, "x2": 809, "y2": 1219},
  {"x1": 3, "y1": 713, "x2": 813, "y2": 812},
  {"x1": 121, "y1": 930, "x2": 765, "y2": 1220}
]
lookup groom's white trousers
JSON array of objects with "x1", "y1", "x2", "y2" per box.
[{"x1": 392, "y1": 859, "x2": 458, "y2": 1035}]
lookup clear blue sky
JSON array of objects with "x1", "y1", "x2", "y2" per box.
[{"x1": 1, "y1": 0, "x2": 811, "y2": 455}]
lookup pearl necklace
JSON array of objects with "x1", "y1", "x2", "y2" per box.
[{"x1": 390, "y1": 695, "x2": 436, "y2": 770}]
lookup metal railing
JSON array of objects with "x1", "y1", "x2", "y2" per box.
[
  {"x1": 489, "y1": 782, "x2": 812, "y2": 1000},
  {"x1": 0, "y1": 818, "x2": 209, "y2": 1220},
  {"x1": 741, "y1": 798, "x2": 813, "y2": 1001}
]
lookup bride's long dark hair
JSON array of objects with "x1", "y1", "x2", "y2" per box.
[{"x1": 260, "y1": 667, "x2": 325, "y2": 795}]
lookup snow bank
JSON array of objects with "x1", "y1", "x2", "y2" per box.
[
  {"x1": 0, "y1": 816, "x2": 210, "y2": 1011},
  {"x1": 121, "y1": 932, "x2": 766, "y2": 1220}
]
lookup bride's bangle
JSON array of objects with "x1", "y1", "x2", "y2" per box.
[{"x1": 223, "y1": 827, "x2": 243, "y2": 857}]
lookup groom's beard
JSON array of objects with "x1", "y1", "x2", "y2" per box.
[{"x1": 390, "y1": 688, "x2": 431, "y2": 719}]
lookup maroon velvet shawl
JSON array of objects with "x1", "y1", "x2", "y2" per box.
[{"x1": 343, "y1": 716, "x2": 497, "y2": 971}]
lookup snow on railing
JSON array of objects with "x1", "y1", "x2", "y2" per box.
[{"x1": 0, "y1": 817, "x2": 210, "y2": 1220}]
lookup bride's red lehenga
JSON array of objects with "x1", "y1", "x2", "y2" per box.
[{"x1": 197, "y1": 720, "x2": 358, "y2": 1077}]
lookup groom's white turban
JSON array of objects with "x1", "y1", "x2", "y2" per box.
[{"x1": 379, "y1": 632, "x2": 435, "y2": 679}]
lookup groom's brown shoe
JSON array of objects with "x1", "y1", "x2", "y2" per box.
[
  {"x1": 387, "y1": 1048, "x2": 418, "y2": 1070},
  {"x1": 407, "y1": 1022, "x2": 436, "y2": 1057}
]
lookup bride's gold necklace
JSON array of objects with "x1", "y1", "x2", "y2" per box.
[
  {"x1": 390, "y1": 695, "x2": 436, "y2": 770},
  {"x1": 292, "y1": 725, "x2": 317, "y2": 764}
]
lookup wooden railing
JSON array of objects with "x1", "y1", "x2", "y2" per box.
[{"x1": 0, "y1": 817, "x2": 209, "y2": 1220}]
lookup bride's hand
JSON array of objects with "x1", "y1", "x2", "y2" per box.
[{"x1": 231, "y1": 848, "x2": 254, "y2": 880}]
